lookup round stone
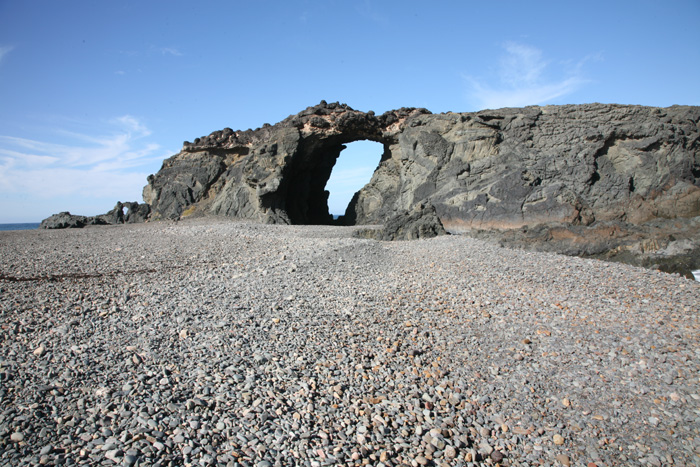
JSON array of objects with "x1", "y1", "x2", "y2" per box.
[{"x1": 491, "y1": 450, "x2": 504, "y2": 462}]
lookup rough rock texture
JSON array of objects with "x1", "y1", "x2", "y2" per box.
[
  {"x1": 144, "y1": 102, "x2": 699, "y2": 233},
  {"x1": 470, "y1": 217, "x2": 700, "y2": 279},
  {"x1": 39, "y1": 212, "x2": 93, "y2": 229},
  {"x1": 143, "y1": 102, "x2": 431, "y2": 224},
  {"x1": 40, "y1": 202, "x2": 150, "y2": 229},
  {"x1": 353, "y1": 203, "x2": 447, "y2": 241},
  {"x1": 41, "y1": 101, "x2": 698, "y2": 272},
  {"x1": 140, "y1": 101, "x2": 699, "y2": 273}
]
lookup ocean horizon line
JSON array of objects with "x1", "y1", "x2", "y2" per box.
[{"x1": 0, "y1": 222, "x2": 41, "y2": 231}]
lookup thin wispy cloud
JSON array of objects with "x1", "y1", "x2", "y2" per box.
[
  {"x1": 155, "y1": 46, "x2": 183, "y2": 57},
  {"x1": 356, "y1": 0, "x2": 386, "y2": 25},
  {"x1": 0, "y1": 45, "x2": 14, "y2": 64},
  {"x1": 120, "y1": 46, "x2": 183, "y2": 58},
  {"x1": 466, "y1": 42, "x2": 591, "y2": 110},
  {"x1": 0, "y1": 116, "x2": 165, "y2": 208}
]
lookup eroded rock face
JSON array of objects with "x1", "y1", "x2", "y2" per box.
[
  {"x1": 139, "y1": 101, "x2": 699, "y2": 275},
  {"x1": 145, "y1": 102, "x2": 700, "y2": 234},
  {"x1": 38, "y1": 101, "x2": 699, "y2": 273},
  {"x1": 144, "y1": 102, "x2": 429, "y2": 224}
]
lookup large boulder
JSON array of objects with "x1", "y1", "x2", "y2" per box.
[
  {"x1": 39, "y1": 212, "x2": 91, "y2": 229},
  {"x1": 353, "y1": 203, "x2": 447, "y2": 241}
]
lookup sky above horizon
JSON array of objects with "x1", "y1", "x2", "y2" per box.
[{"x1": 1, "y1": 1, "x2": 699, "y2": 223}]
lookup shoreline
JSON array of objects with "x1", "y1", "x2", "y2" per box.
[{"x1": 1, "y1": 219, "x2": 699, "y2": 466}]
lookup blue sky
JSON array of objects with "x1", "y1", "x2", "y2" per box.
[{"x1": 1, "y1": 0, "x2": 698, "y2": 222}]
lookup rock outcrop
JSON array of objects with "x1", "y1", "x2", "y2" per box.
[
  {"x1": 40, "y1": 202, "x2": 150, "y2": 229},
  {"x1": 353, "y1": 203, "x2": 447, "y2": 241},
  {"x1": 145, "y1": 102, "x2": 699, "y2": 230},
  {"x1": 143, "y1": 102, "x2": 431, "y2": 225}
]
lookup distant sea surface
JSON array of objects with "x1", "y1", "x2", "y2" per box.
[{"x1": 0, "y1": 223, "x2": 40, "y2": 231}]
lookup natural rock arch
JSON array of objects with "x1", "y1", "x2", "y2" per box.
[
  {"x1": 276, "y1": 133, "x2": 390, "y2": 225},
  {"x1": 143, "y1": 101, "x2": 428, "y2": 225},
  {"x1": 143, "y1": 101, "x2": 700, "y2": 232},
  {"x1": 44, "y1": 101, "x2": 700, "y2": 276}
]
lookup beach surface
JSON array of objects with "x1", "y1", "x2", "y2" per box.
[{"x1": 1, "y1": 218, "x2": 699, "y2": 466}]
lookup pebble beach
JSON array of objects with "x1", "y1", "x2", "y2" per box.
[{"x1": 1, "y1": 218, "x2": 699, "y2": 467}]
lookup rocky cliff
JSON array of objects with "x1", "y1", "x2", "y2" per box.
[{"x1": 145, "y1": 102, "x2": 699, "y2": 229}]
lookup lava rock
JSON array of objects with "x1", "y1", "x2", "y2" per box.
[
  {"x1": 39, "y1": 212, "x2": 90, "y2": 229},
  {"x1": 40, "y1": 201, "x2": 149, "y2": 229}
]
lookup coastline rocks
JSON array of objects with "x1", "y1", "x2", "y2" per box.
[
  {"x1": 468, "y1": 216, "x2": 700, "y2": 278},
  {"x1": 39, "y1": 211, "x2": 92, "y2": 229},
  {"x1": 41, "y1": 102, "x2": 700, "y2": 273},
  {"x1": 40, "y1": 202, "x2": 150, "y2": 229},
  {"x1": 138, "y1": 101, "x2": 699, "y2": 270},
  {"x1": 144, "y1": 102, "x2": 700, "y2": 233}
]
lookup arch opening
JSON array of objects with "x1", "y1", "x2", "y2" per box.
[
  {"x1": 325, "y1": 140, "x2": 384, "y2": 223},
  {"x1": 280, "y1": 135, "x2": 387, "y2": 226}
]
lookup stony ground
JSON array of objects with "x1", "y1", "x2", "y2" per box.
[{"x1": 1, "y1": 218, "x2": 698, "y2": 467}]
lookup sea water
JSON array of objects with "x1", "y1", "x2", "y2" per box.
[{"x1": 0, "y1": 223, "x2": 40, "y2": 231}]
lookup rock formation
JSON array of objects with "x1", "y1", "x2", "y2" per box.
[
  {"x1": 45, "y1": 101, "x2": 700, "y2": 276},
  {"x1": 145, "y1": 101, "x2": 699, "y2": 229},
  {"x1": 40, "y1": 202, "x2": 150, "y2": 229}
]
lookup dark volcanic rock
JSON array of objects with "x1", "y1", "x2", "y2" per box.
[
  {"x1": 144, "y1": 102, "x2": 700, "y2": 231},
  {"x1": 40, "y1": 202, "x2": 150, "y2": 229},
  {"x1": 122, "y1": 201, "x2": 151, "y2": 223},
  {"x1": 353, "y1": 203, "x2": 447, "y2": 241},
  {"x1": 144, "y1": 101, "x2": 430, "y2": 224},
  {"x1": 39, "y1": 211, "x2": 91, "y2": 229},
  {"x1": 138, "y1": 101, "x2": 699, "y2": 270},
  {"x1": 45, "y1": 101, "x2": 700, "y2": 272},
  {"x1": 469, "y1": 217, "x2": 700, "y2": 278}
]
